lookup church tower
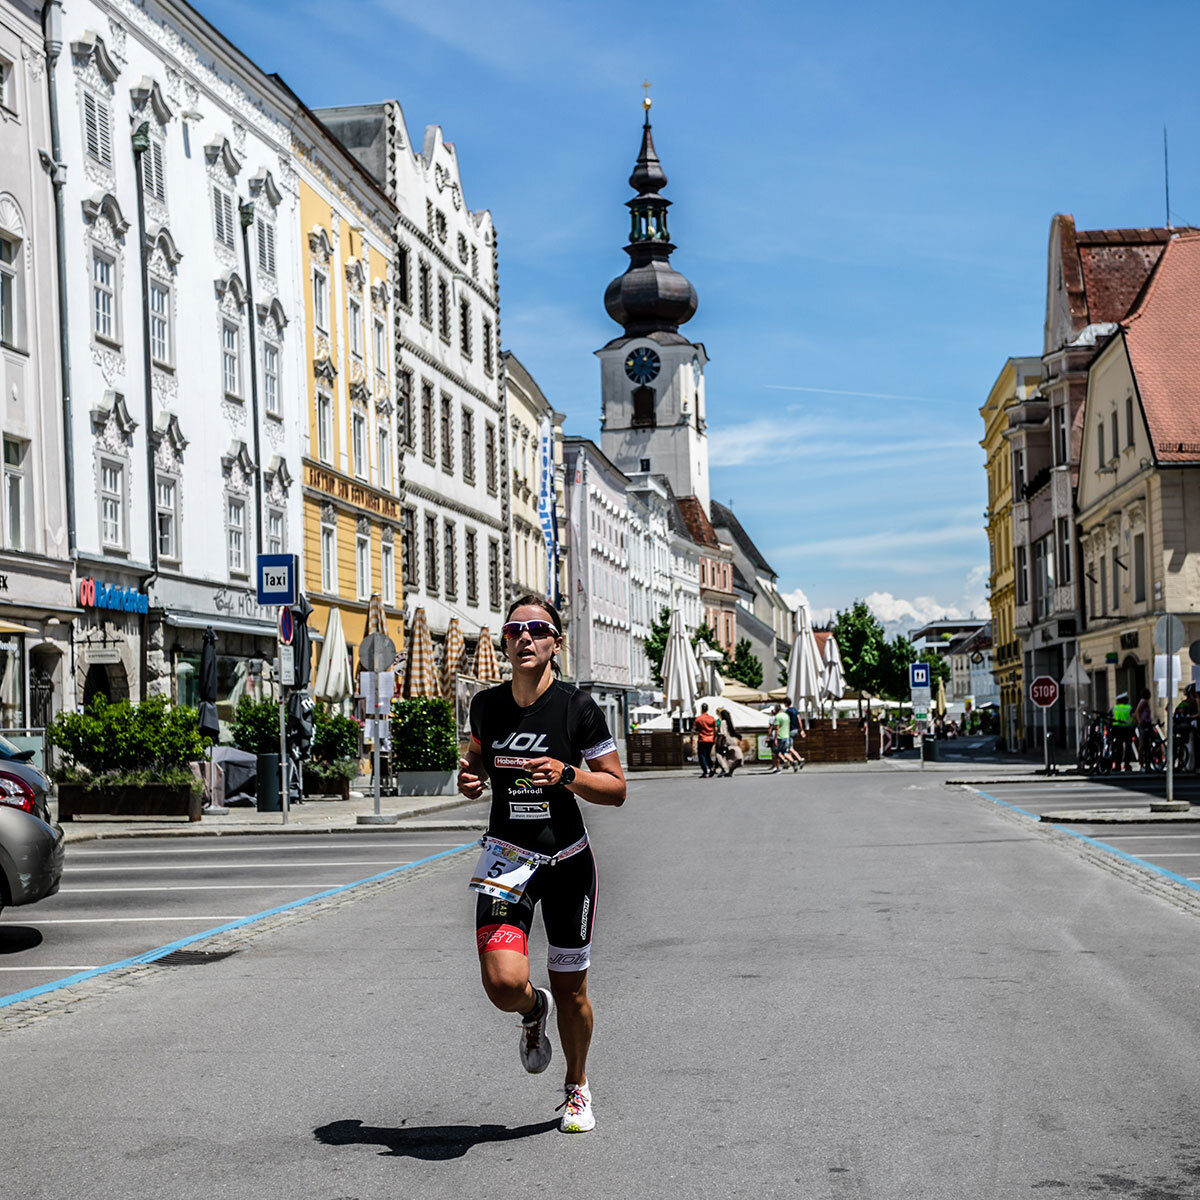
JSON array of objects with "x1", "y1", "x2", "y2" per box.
[{"x1": 598, "y1": 96, "x2": 710, "y2": 513}]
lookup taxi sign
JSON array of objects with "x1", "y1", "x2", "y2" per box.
[{"x1": 256, "y1": 553, "x2": 298, "y2": 606}]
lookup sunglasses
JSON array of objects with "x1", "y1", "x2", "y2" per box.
[{"x1": 502, "y1": 620, "x2": 560, "y2": 640}]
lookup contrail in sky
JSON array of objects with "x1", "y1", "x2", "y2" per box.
[{"x1": 765, "y1": 384, "x2": 942, "y2": 403}]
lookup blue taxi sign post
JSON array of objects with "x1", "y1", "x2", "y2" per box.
[{"x1": 256, "y1": 554, "x2": 298, "y2": 607}]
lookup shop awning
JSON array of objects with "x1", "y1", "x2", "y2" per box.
[
  {"x1": 0, "y1": 619, "x2": 40, "y2": 635},
  {"x1": 161, "y1": 611, "x2": 278, "y2": 638}
]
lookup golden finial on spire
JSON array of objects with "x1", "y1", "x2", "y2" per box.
[{"x1": 641, "y1": 78, "x2": 652, "y2": 114}]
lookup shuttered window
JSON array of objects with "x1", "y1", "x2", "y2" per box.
[
  {"x1": 143, "y1": 139, "x2": 166, "y2": 202},
  {"x1": 83, "y1": 89, "x2": 113, "y2": 168},
  {"x1": 256, "y1": 216, "x2": 275, "y2": 274},
  {"x1": 212, "y1": 187, "x2": 235, "y2": 249}
]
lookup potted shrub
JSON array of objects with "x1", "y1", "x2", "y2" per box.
[
  {"x1": 304, "y1": 703, "x2": 362, "y2": 800},
  {"x1": 389, "y1": 696, "x2": 459, "y2": 796},
  {"x1": 50, "y1": 695, "x2": 207, "y2": 821}
]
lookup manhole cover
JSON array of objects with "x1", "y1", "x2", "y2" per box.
[{"x1": 154, "y1": 949, "x2": 238, "y2": 967}]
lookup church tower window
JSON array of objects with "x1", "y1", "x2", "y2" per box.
[{"x1": 632, "y1": 387, "x2": 655, "y2": 428}]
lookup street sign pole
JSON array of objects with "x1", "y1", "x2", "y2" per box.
[
  {"x1": 1168, "y1": 643, "x2": 1175, "y2": 806},
  {"x1": 279, "y1": 680, "x2": 289, "y2": 826},
  {"x1": 1042, "y1": 702, "x2": 1049, "y2": 776}
]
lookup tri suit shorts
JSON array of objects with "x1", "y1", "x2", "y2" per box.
[{"x1": 475, "y1": 842, "x2": 597, "y2": 973}]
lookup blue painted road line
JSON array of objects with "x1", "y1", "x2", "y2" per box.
[
  {"x1": 0, "y1": 841, "x2": 474, "y2": 1010},
  {"x1": 971, "y1": 788, "x2": 1200, "y2": 897}
]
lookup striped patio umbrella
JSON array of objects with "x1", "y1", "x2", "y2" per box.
[
  {"x1": 473, "y1": 626, "x2": 503, "y2": 685},
  {"x1": 442, "y1": 617, "x2": 466, "y2": 699},
  {"x1": 365, "y1": 592, "x2": 389, "y2": 637},
  {"x1": 404, "y1": 607, "x2": 438, "y2": 698}
]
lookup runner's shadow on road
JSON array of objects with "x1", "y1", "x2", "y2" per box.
[
  {"x1": 314, "y1": 1117, "x2": 559, "y2": 1160},
  {"x1": 0, "y1": 926, "x2": 43, "y2": 954}
]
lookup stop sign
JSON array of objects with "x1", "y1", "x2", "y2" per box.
[{"x1": 1030, "y1": 676, "x2": 1059, "y2": 708}]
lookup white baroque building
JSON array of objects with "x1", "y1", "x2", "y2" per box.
[
  {"x1": 52, "y1": 0, "x2": 304, "y2": 706},
  {"x1": 316, "y1": 103, "x2": 508, "y2": 659}
]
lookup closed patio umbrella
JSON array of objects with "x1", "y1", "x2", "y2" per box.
[
  {"x1": 473, "y1": 626, "x2": 503, "y2": 685},
  {"x1": 786, "y1": 604, "x2": 823, "y2": 721},
  {"x1": 442, "y1": 618, "x2": 466, "y2": 699},
  {"x1": 198, "y1": 626, "x2": 219, "y2": 741},
  {"x1": 314, "y1": 607, "x2": 353, "y2": 705},
  {"x1": 404, "y1": 607, "x2": 438, "y2": 697},
  {"x1": 660, "y1": 607, "x2": 699, "y2": 719}
]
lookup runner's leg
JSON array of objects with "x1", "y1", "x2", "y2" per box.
[
  {"x1": 550, "y1": 968, "x2": 592, "y2": 1084},
  {"x1": 477, "y1": 892, "x2": 536, "y2": 1013}
]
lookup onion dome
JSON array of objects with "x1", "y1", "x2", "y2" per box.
[{"x1": 604, "y1": 98, "x2": 698, "y2": 337}]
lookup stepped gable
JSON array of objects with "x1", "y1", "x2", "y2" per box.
[{"x1": 1121, "y1": 230, "x2": 1200, "y2": 463}]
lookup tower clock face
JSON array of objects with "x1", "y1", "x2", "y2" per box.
[{"x1": 624, "y1": 347, "x2": 661, "y2": 385}]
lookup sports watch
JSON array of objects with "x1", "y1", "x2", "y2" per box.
[{"x1": 560, "y1": 764, "x2": 576, "y2": 786}]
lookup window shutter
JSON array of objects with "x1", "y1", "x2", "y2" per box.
[
  {"x1": 96, "y1": 99, "x2": 112, "y2": 167},
  {"x1": 257, "y1": 217, "x2": 275, "y2": 274},
  {"x1": 148, "y1": 140, "x2": 165, "y2": 201},
  {"x1": 83, "y1": 91, "x2": 100, "y2": 161},
  {"x1": 213, "y1": 189, "x2": 226, "y2": 245}
]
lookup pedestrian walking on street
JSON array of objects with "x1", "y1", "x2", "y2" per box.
[
  {"x1": 694, "y1": 702, "x2": 717, "y2": 777},
  {"x1": 456, "y1": 594, "x2": 626, "y2": 1133},
  {"x1": 713, "y1": 707, "x2": 744, "y2": 777},
  {"x1": 783, "y1": 696, "x2": 806, "y2": 770},
  {"x1": 1134, "y1": 687, "x2": 1154, "y2": 771},
  {"x1": 1112, "y1": 692, "x2": 1135, "y2": 772}
]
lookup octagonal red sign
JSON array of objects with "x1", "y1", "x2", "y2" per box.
[{"x1": 1030, "y1": 676, "x2": 1058, "y2": 708}]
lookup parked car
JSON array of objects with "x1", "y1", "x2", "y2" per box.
[
  {"x1": 0, "y1": 758, "x2": 64, "y2": 917},
  {"x1": 0, "y1": 732, "x2": 36, "y2": 763}
]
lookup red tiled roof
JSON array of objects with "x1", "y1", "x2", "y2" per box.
[
  {"x1": 1122, "y1": 231, "x2": 1200, "y2": 464},
  {"x1": 675, "y1": 496, "x2": 720, "y2": 548},
  {"x1": 1054, "y1": 216, "x2": 1172, "y2": 337}
]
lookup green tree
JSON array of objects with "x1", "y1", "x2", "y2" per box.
[
  {"x1": 230, "y1": 696, "x2": 283, "y2": 757},
  {"x1": 833, "y1": 600, "x2": 888, "y2": 697},
  {"x1": 877, "y1": 636, "x2": 918, "y2": 701},
  {"x1": 727, "y1": 638, "x2": 763, "y2": 689},
  {"x1": 644, "y1": 606, "x2": 672, "y2": 687}
]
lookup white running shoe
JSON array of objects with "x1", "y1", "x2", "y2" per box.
[
  {"x1": 519, "y1": 987, "x2": 554, "y2": 1074},
  {"x1": 557, "y1": 1082, "x2": 595, "y2": 1133}
]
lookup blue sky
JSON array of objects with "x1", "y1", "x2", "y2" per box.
[{"x1": 200, "y1": 0, "x2": 1200, "y2": 634}]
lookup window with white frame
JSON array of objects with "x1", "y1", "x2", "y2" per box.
[
  {"x1": 221, "y1": 321, "x2": 240, "y2": 396},
  {"x1": 381, "y1": 541, "x2": 395, "y2": 606},
  {"x1": 356, "y1": 530, "x2": 371, "y2": 600},
  {"x1": 378, "y1": 427, "x2": 391, "y2": 490},
  {"x1": 443, "y1": 520, "x2": 457, "y2": 599},
  {"x1": 82, "y1": 87, "x2": 113, "y2": 168},
  {"x1": 0, "y1": 234, "x2": 18, "y2": 350},
  {"x1": 352, "y1": 411, "x2": 367, "y2": 479},
  {"x1": 156, "y1": 475, "x2": 178, "y2": 561},
  {"x1": 348, "y1": 297, "x2": 362, "y2": 358},
  {"x1": 3, "y1": 439, "x2": 22, "y2": 551},
  {"x1": 212, "y1": 185, "x2": 235, "y2": 249},
  {"x1": 424, "y1": 513, "x2": 438, "y2": 593},
  {"x1": 316, "y1": 393, "x2": 333, "y2": 464},
  {"x1": 461, "y1": 407, "x2": 474, "y2": 483},
  {"x1": 488, "y1": 538, "x2": 500, "y2": 608},
  {"x1": 399, "y1": 371, "x2": 414, "y2": 449},
  {"x1": 0, "y1": 55, "x2": 12, "y2": 112},
  {"x1": 256, "y1": 215, "x2": 276, "y2": 275},
  {"x1": 226, "y1": 496, "x2": 246, "y2": 574},
  {"x1": 437, "y1": 277, "x2": 450, "y2": 343},
  {"x1": 459, "y1": 297, "x2": 471, "y2": 357},
  {"x1": 1056, "y1": 516, "x2": 1072, "y2": 585},
  {"x1": 320, "y1": 518, "x2": 336, "y2": 593},
  {"x1": 466, "y1": 529, "x2": 478, "y2": 604},
  {"x1": 312, "y1": 269, "x2": 328, "y2": 330},
  {"x1": 267, "y1": 507, "x2": 284, "y2": 555},
  {"x1": 1134, "y1": 532, "x2": 1146, "y2": 604},
  {"x1": 482, "y1": 318, "x2": 494, "y2": 375},
  {"x1": 263, "y1": 342, "x2": 280, "y2": 416},
  {"x1": 401, "y1": 507, "x2": 417, "y2": 588},
  {"x1": 100, "y1": 459, "x2": 124, "y2": 548},
  {"x1": 373, "y1": 317, "x2": 386, "y2": 377},
  {"x1": 91, "y1": 248, "x2": 116, "y2": 343},
  {"x1": 397, "y1": 244, "x2": 411, "y2": 308},
  {"x1": 149, "y1": 279, "x2": 171, "y2": 366},
  {"x1": 143, "y1": 137, "x2": 166, "y2": 203}
]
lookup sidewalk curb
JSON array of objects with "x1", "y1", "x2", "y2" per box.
[{"x1": 59, "y1": 795, "x2": 480, "y2": 843}]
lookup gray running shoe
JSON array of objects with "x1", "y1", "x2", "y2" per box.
[{"x1": 519, "y1": 987, "x2": 554, "y2": 1074}]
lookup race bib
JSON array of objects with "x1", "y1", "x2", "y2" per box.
[{"x1": 469, "y1": 838, "x2": 540, "y2": 903}]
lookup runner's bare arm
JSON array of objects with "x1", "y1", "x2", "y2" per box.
[
  {"x1": 457, "y1": 742, "x2": 489, "y2": 799},
  {"x1": 526, "y1": 752, "x2": 626, "y2": 807}
]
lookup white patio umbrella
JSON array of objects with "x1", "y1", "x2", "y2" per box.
[
  {"x1": 822, "y1": 633, "x2": 845, "y2": 726},
  {"x1": 314, "y1": 607, "x2": 353, "y2": 706},
  {"x1": 786, "y1": 604, "x2": 824, "y2": 722},
  {"x1": 660, "y1": 607, "x2": 700, "y2": 718}
]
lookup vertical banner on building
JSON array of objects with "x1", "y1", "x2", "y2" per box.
[
  {"x1": 569, "y1": 450, "x2": 585, "y2": 607},
  {"x1": 538, "y1": 417, "x2": 556, "y2": 605}
]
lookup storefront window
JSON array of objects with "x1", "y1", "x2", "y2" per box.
[
  {"x1": 0, "y1": 636, "x2": 25, "y2": 728},
  {"x1": 177, "y1": 652, "x2": 266, "y2": 733}
]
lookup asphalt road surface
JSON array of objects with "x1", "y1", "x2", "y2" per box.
[
  {"x1": 7, "y1": 768, "x2": 1200, "y2": 1198},
  {"x1": 0, "y1": 818, "x2": 486, "y2": 999}
]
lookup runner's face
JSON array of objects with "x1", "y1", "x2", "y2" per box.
[{"x1": 504, "y1": 604, "x2": 561, "y2": 674}]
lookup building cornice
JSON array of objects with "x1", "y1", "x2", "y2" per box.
[
  {"x1": 398, "y1": 331, "x2": 500, "y2": 412},
  {"x1": 403, "y1": 478, "x2": 506, "y2": 533}
]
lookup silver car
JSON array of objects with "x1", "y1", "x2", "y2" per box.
[{"x1": 0, "y1": 757, "x2": 64, "y2": 917}]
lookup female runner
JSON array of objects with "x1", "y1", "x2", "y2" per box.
[{"x1": 457, "y1": 595, "x2": 626, "y2": 1132}]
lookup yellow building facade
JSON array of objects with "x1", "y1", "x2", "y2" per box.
[
  {"x1": 292, "y1": 110, "x2": 402, "y2": 666},
  {"x1": 981, "y1": 356, "x2": 1040, "y2": 748}
]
